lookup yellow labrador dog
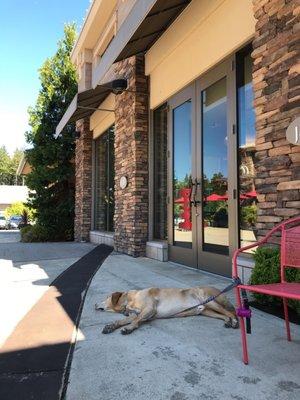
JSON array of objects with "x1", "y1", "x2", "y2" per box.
[{"x1": 95, "y1": 286, "x2": 238, "y2": 335}]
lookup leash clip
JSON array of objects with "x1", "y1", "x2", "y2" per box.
[{"x1": 232, "y1": 276, "x2": 242, "y2": 286}]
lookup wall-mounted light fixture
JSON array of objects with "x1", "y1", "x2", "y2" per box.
[{"x1": 102, "y1": 78, "x2": 128, "y2": 95}]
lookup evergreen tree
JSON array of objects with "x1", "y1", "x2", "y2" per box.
[
  {"x1": 25, "y1": 24, "x2": 77, "y2": 241},
  {"x1": 0, "y1": 146, "x2": 12, "y2": 184},
  {"x1": 0, "y1": 146, "x2": 23, "y2": 185}
]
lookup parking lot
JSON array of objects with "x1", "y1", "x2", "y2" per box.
[{"x1": 0, "y1": 230, "x2": 21, "y2": 243}]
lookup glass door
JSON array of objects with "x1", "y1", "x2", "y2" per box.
[
  {"x1": 168, "y1": 85, "x2": 197, "y2": 267},
  {"x1": 167, "y1": 58, "x2": 238, "y2": 276},
  {"x1": 94, "y1": 125, "x2": 115, "y2": 232},
  {"x1": 196, "y1": 59, "x2": 237, "y2": 276}
]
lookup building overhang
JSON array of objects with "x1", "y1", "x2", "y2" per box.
[
  {"x1": 16, "y1": 154, "x2": 31, "y2": 176},
  {"x1": 92, "y1": 0, "x2": 192, "y2": 88},
  {"x1": 55, "y1": 86, "x2": 111, "y2": 137},
  {"x1": 71, "y1": 0, "x2": 118, "y2": 64},
  {"x1": 56, "y1": 0, "x2": 191, "y2": 136}
]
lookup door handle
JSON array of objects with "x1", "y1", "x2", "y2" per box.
[
  {"x1": 190, "y1": 178, "x2": 201, "y2": 207},
  {"x1": 194, "y1": 179, "x2": 201, "y2": 206},
  {"x1": 189, "y1": 178, "x2": 196, "y2": 206}
]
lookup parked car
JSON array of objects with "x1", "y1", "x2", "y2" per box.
[
  {"x1": 0, "y1": 215, "x2": 7, "y2": 230},
  {"x1": 6, "y1": 215, "x2": 23, "y2": 230}
]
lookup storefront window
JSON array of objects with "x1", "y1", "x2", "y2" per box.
[
  {"x1": 237, "y1": 47, "x2": 257, "y2": 248},
  {"x1": 173, "y1": 100, "x2": 192, "y2": 248},
  {"x1": 94, "y1": 125, "x2": 115, "y2": 232},
  {"x1": 153, "y1": 104, "x2": 168, "y2": 240},
  {"x1": 202, "y1": 77, "x2": 229, "y2": 254}
]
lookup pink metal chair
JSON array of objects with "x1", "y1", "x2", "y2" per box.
[{"x1": 232, "y1": 216, "x2": 300, "y2": 364}]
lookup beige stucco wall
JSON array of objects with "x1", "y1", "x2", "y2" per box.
[
  {"x1": 73, "y1": 0, "x2": 137, "y2": 92},
  {"x1": 71, "y1": 0, "x2": 118, "y2": 63},
  {"x1": 90, "y1": 93, "x2": 115, "y2": 138},
  {"x1": 145, "y1": 0, "x2": 256, "y2": 109}
]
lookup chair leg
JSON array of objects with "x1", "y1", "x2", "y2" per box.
[
  {"x1": 283, "y1": 298, "x2": 291, "y2": 341},
  {"x1": 235, "y1": 287, "x2": 249, "y2": 364}
]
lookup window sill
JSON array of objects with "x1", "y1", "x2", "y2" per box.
[{"x1": 90, "y1": 230, "x2": 114, "y2": 247}]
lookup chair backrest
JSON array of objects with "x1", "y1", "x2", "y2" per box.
[
  {"x1": 232, "y1": 216, "x2": 300, "y2": 279},
  {"x1": 280, "y1": 217, "x2": 300, "y2": 273}
]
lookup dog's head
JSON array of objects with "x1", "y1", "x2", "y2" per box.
[{"x1": 98, "y1": 291, "x2": 127, "y2": 313}]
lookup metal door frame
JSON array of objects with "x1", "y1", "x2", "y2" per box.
[
  {"x1": 167, "y1": 57, "x2": 238, "y2": 275},
  {"x1": 195, "y1": 56, "x2": 238, "y2": 276},
  {"x1": 167, "y1": 84, "x2": 197, "y2": 268}
]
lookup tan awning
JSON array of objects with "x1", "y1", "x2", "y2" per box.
[
  {"x1": 115, "y1": 0, "x2": 192, "y2": 62},
  {"x1": 56, "y1": 0, "x2": 192, "y2": 135},
  {"x1": 55, "y1": 85, "x2": 111, "y2": 137},
  {"x1": 92, "y1": 0, "x2": 192, "y2": 88}
]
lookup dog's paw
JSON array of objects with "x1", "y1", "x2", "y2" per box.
[
  {"x1": 231, "y1": 318, "x2": 239, "y2": 329},
  {"x1": 121, "y1": 327, "x2": 133, "y2": 335},
  {"x1": 102, "y1": 324, "x2": 115, "y2": 334},
  {"x1": 224, "y1": 319, "x2": 232, "y2": 328}
]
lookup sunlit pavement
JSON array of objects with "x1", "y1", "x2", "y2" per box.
[
  {"x1": 0, "y1": 231, "x2": 97, "y2": 399},
  {"x1": 0, "y1": 232, "x2": 96, "y2": 349},
  {"x1": 0, "y1": 239, "x2": 111, "y2": 400}
]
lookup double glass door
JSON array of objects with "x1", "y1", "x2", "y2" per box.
[{"x1": 168, "y1": 59, "x2": 237, "y2": 276}]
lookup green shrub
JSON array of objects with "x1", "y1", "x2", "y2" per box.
[
  {"x1": 250, "y1": 246, "x2": 300, "y2": 315},
  {"x1": 212, "y1": 205, "x2": 228, "y2": 227},
  {"x1": 20, "y1": 225, "x2": 49, "y2": 243},
  {"x1": 20, "y1": 223, "x2": 73, "y2": 242},
  {"x1": 241, "y1": 205, "x2": 257, "y2": 228}
]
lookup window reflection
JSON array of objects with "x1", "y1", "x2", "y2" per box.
[
  {"x1": 94, "y1": 126, "x2": 115, "y2": 232},
  {"x1": 237, "y1": 48, "x2": 257, "y2": 249},
  {"x1": 202, "y1": 78, "x2": 229, "y2": 254},
  {"x1": 173, "y1": 100, "x2": 192, "y2": 248}
]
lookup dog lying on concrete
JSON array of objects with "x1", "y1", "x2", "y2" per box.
[{"x1": 95, "y1": 286, "x2": 239, "y2": 335}]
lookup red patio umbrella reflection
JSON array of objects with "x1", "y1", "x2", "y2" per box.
[
  {"x1": 206, "y1": 193, "x2": 227, "y2": 201},
  {"x1": 245, "y1": 190, "x2": 257, "y2": 198}
]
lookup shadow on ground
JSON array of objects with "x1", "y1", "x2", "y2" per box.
[{"x1": 0, "y1": 244, "x2": 112, "y2": 400}]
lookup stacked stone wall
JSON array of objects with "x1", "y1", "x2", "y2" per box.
[
  {"x1": 113, "y1": 55, "x2": 149, "y2": 256},
  {"x1": 74, "y1": 118, "x2": 93, "y2": 241},
  {"x1": 252, "y1": 0, "x2": 300, "y2": 238}
]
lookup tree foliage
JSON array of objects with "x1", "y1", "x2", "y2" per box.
[
  {"x1": 0, "y1": 146, "x2": 23, "y2": 185},
  {"x1": 4, "y1": 201, "x2": 34, "y2": 221},
  {"x1": 25, "y1": 24, "x2": 77, "y2": 241}
]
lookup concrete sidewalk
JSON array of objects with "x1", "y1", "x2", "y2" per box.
[
  {"x1": 67, "y1": 253, "x2": 300, "y2": 400},
  {"x1": 0, "y1": 232, "x2": 96, "y2": 347}
]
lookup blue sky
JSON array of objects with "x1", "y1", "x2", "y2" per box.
[{"x1": 0, "y1": 0, "x2": 90, "y2": 154}]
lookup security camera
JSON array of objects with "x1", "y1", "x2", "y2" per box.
[{"x1": 111, "y1": 79, "x2": 128, "y2": 94}]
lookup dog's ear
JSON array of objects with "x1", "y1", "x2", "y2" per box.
[{"x1": 111, "y1": 292, "x2": 123, "y2": 307}]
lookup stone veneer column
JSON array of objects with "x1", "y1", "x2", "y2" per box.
[
  {"x1": 74, "y1": 118, "x2": 93, "y2": 241},
  {"x1": 252, "y1": 0, "x2": 300, "y2": 238},
  {"x1": 114, "y1": 55, "x2": 149, "y2": 256}
]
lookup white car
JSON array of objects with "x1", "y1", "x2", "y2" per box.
[
  {"x1": 0, "y1": 215, "x2": 7, "y2": 230},
  {"x1": 7, "y1": 215, "x2": 23, "y2": 229}
]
